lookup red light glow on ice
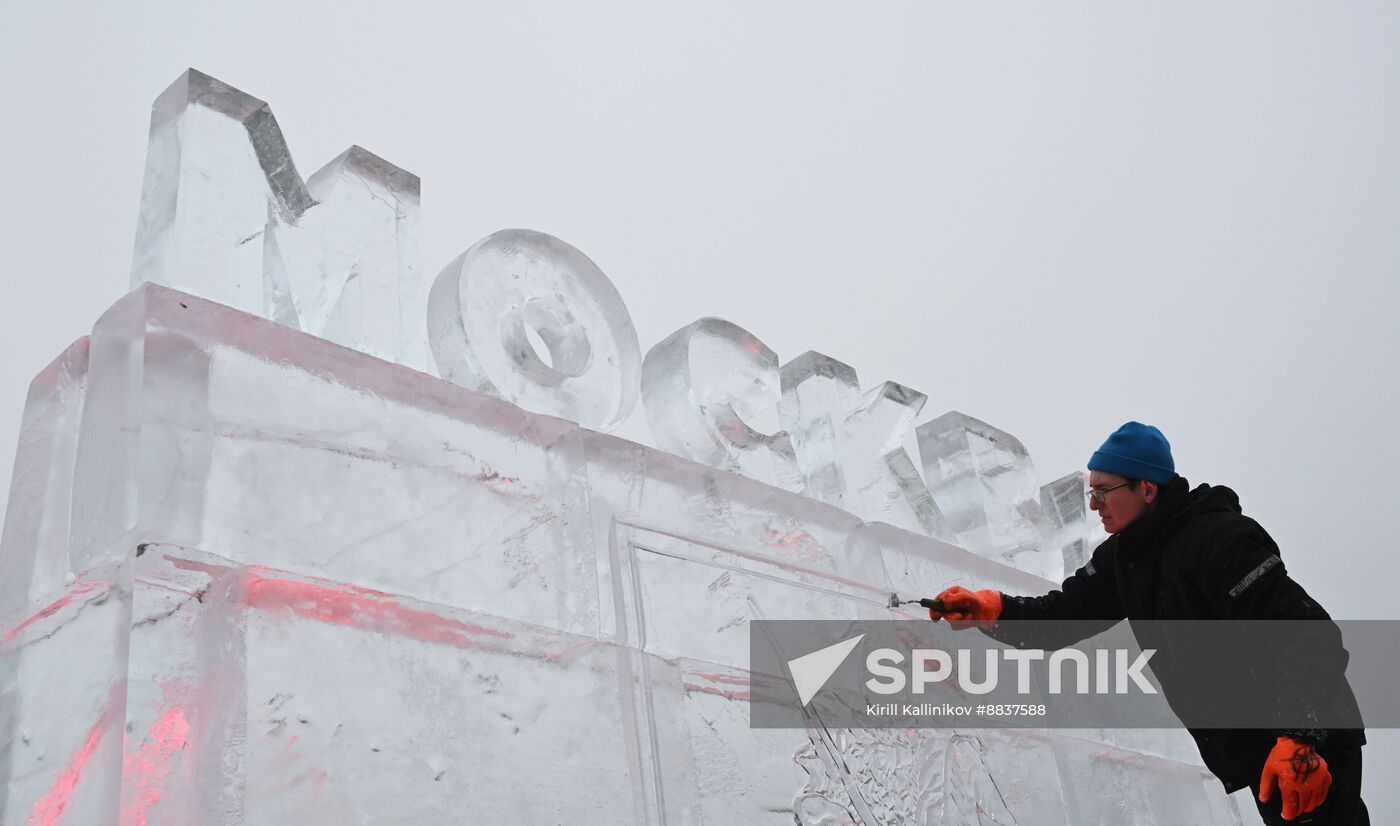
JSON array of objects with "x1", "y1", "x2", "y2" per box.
[
  {"x1": 683, "y1": 670, "x2": 755, "y2": 701},
  {"x1": 164, "y1": 556, "x2": 234, "y2": 581},
  {"x1": 121, "y1": 705, "x2": 192, "y2": 826},
  {"x1": 691, "y1": 671, "x2": 749, "y2": 686},
  {"x1": 166, "y1": 555, "x2": 533, "y2": 654},
  {"x1": 682, "y1": 682, "x2": 753, "y2": 701},
  {"x1": 27, "y1": 689, "x2": 121, "y2": 826},
  {"x1": 3, "y1": 579, "x2": 109, "y2": 644},
  {"x1": 543, "y1": 639, "x2": 603, "y2": 665},
  {"x1": 242, "y1": 572, "x2": 514, "y2": 649}
]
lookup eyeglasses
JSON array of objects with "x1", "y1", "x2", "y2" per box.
[{"x1": 1087, "y1": 481, "x2": 1133, "y2": 506}]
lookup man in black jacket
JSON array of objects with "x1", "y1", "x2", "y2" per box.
[{"x1": 930, "y1": 422, "x2": 1368, "y2": 824}]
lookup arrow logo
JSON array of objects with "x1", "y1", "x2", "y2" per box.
[{"x1": 787, "y1": 634, "x2": 865, "y2": 706}]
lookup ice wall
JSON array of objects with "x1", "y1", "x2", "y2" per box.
[{"x1": 0, "y1": 286, "x2": 1237, "y2": 824}]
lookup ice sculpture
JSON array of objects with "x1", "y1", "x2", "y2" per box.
[
  {"x1": 428, "y1": 229, "x2": 641, "y2": 432},
  {"x1": 0, "y1": 287, "x2": 1241, "y2": 823},
  {"x1": 916, "y1": 411, "x2": 1058, "y2": 580},
  {"x1": 4, "y1": 69, "x2": 1241, "y2": 824},
  {"x1": 123, "y1": 68, "x2": 1080, "y2": 574},
  {"x1": 0, "y1": 338, "x2": 88, "y2": 614},
  {"x1": 1039, "y1": 471, "x2": 1108, "y2": 577},
  {"x1": 131, "y1": 69, "x2": 426, "y2": 369},
  {"x1": 641, "y1": 318, "x2": 799, "y2": 490},
  {"x1": 645, "y1": 337, "x2": 1107, "y2": 583},
  {"x1": 779, "y1": 351, "x2": 944, "y2": 536},
  {"x1": 793, "y1": 730, "x2": 1047, "y2": 824}
]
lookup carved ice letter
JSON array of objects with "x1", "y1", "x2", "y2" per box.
[
  {"x1": 427, "y1": 229, "x2": 640, "y2": 431},
  {"x1": 778, "y1": 352, "x2": 943, "y2": 534},
  {"x1": 916, "y1": 411, "x2": 1052, "y2": 577},
  {"x1": 131, "y1": 69, "x2": 425, "y2": 368},
  {"x1": 641, "y1": 318, "x2": 799, "y2": 489}
]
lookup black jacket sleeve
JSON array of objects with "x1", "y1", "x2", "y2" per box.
[
  {"x1": 1191, "y1": 516, "x2": 1360, "y2": 743},
  {"x1": 984, "y1": 539, "x2": 1127, "y2": 649}
]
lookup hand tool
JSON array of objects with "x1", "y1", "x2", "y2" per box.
[{"x1": 887, "y1": 593, "x2": 946, "y2": 612}]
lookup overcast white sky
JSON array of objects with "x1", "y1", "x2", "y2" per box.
[{"x1": 3, "y1": 2, "x2": 1397, "y2": 820}]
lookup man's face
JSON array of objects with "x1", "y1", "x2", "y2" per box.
[{"x1": 1088, "y1": 471, "x2": 1155, "y2": 534}]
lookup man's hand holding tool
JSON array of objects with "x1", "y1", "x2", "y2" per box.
[{"x1": 924, "y1": 585, "x2": 1003, "y2": 630}]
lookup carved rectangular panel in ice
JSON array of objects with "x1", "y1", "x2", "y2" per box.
[
  {"x1": 582, "y1": 432, "x2": 872, "y2": 641},
  {"x1": 613, "y1": 527, "x2": 876, "y2": 824},
  {"x1": 119, "y1": 545, "x2": 644, "y2": 825},
  {"x1": 645, "y1": 658, "x2": 1073, "y2": 825},
  {"x1": 848, "y1": 521, "x2": 1058, "y2": 622},
  {"x1": 614, "y1": 527, "x2": 1071, "y2": 825},
  {"x1": 66, "y1": 285, "x2": 596, "y2": 637},
  {"x1": 613, "y1": 525, "x2": 876, "y2": 823},
  {"x1": 642, "y1": 654, "x2": 814, "y2": 824},
  {"x1": 614, "y1": 523, "x2": 889, "y2": 667}
]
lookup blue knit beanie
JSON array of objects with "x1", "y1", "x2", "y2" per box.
[{"x1": 1088, "y1": 422, "x2": 1176, "y2": 485}]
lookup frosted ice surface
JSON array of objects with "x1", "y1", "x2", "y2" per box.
[
  {"x1": 0, "y1": 338, "x2": 89, "y2": 619},
  {"x1": 0, "y1": 287, "x2": 1244, "y2": 823},
  {"x1": 59, "y1": 285, "x2": 599, "y2": 636},
  {"x1": 641, "y1": 317, "x2": 799, "y2": 490},
  {"x1": 609, "y1": 520, "x2": 888, "y2": 670},
  {"x1": 428, "y1": 229, "x2": 641, "y2": 431},
  {"x1": 792, "y1": 730, "x2": 1063, "y2": 825},
  {"x1": 848, "y1": 522, "x2": 1062, "y2": 622},
  {"x1": 114, "y1": 546, "x2": 643, "y2": 823},
  {"x1": 1052, "y1": 735, "x2": 1243, "y2": 826},
  {"x1": 1, "y1": 561, "x2": 130, "y2": 826},
  {"x1": 1085, "y1": 727, "x2": 1208, "y2": 764},
  {"x1": 779, "y1": 351, "x2": 944, "y2": 536},
  {"x1": 614, "y1": 519, "x2": 891, "y2": 824},
  {"x1": 130, "y1": 69, "x2": 427, "y2": 369},
  {"x1": 916, "y1": 411, "x2": 1056, "y2": 580}
]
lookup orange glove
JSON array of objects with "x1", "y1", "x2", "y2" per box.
[
  {"x1": 1258, "y1": 736, "x2": 1331, "y2": 821},
  {"x1": 928, "y1": 586, "x2": 1003, "y2": 630}
]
